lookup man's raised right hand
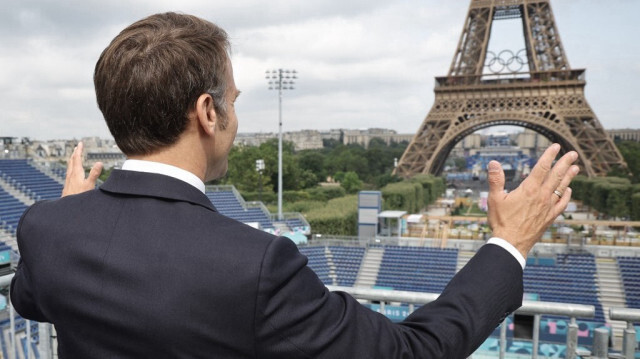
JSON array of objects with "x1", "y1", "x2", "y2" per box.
[{"x1": 487, "y1": 144, "x2": 580, "y2": 259}]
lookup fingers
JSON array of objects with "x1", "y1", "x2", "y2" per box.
[
  {"x1": 542, "y1": 151, "x2": 578, "y2": 194},
  {"x1": 487, "y1": 161, "x2": 505, "y2": 198},
  {"x1": 528, "y1": 144, "x2": 561, "y2": 184},
  {"x1": 65, "y1": 144, "x2": 79, "y2": 187},
  {"x1": 88, "y1": 162, "x2": 103, "y2": 185},
  {"x1": 552, "y1": 165, "x2": 579, "y2": 199},
  {"x1": 551, "y1": 187, "x2": 573, "y2": 220},
  {"x1": 73, "y1": 142, "x2": 84, "y2": 174}
]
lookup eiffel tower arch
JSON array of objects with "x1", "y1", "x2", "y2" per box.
[{"x1": 395, "y1": 0, "x2": 627, "y2": 178}]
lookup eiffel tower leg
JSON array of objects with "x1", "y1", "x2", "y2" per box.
[
  {"x1": 395, "y1": 96, "x2": 456, "y2": 177},
  {"x1": 556, "y1": 96, "x2": 626, "y2": 176}
]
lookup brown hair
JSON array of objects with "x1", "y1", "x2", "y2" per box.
[{"x1": 94, "y1": 12, "x2": 230, "y2": 155}]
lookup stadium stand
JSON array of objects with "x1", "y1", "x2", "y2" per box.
[
  {"x1": 205, "y1": 188, "x2": 275, "y2": 230},
  {"x1": 285, "y1": 217, "x2": 307, "y2": 232},
  {"x1": 298, "y1": 244, "x2": 607, "y2": 325},
  {"x1": 524, "y1": 253, "x2": 605, "y2": 323},
  {"x1": 617, "y1": 256, "x2": 640, "y2": 309},
  {"x1": 0, "y1": 186, "x2": 28, "y2": 236},
  {"x1": 0, "y1": 161, "x2": 291, "y2": 237},
  {"x1": 298, "y1": 246, "x2": 332, "y2": 284},
  {"x1": 0, "y1": 159, "x2": 63, "y2": 201},
  {"x1": 329, "y1": 246, "x2": 365, "y2": 287},
  {"x1": 376, "y1": 246, "x2": 458, "y2": 293}
]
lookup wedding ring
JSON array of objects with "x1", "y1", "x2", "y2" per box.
[{"x1": 553, "y1": 190, "x2": 563, "y2": 198}]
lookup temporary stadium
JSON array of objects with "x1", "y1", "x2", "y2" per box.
[{"x1": 1, "y1": 158, "x2": 640, "y2": 359}]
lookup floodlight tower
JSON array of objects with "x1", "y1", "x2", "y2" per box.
[{"x1": 265, "y1": 69, "x2": 297, "y2": 220}]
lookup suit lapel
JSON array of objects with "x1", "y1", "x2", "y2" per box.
[{"x1": 100, "y1": 170, "x2": 217, "y2": 212}]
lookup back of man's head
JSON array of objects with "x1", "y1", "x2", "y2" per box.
[{"x1": 94, "y1": 12, "x2": 230, "y2": 156}]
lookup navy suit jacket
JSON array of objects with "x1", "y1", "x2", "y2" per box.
[{"x1": 11, "y1": 170, "x2": 523, "y2": 358}]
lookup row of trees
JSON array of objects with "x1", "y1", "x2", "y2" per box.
[
  {"x1": 573, "y1": 141, "x2": 640, "y2": 220},
  {"x1": 610, "y1": 140, "x2": 640, "y2": 184},
  {"x1": 572, "y1": 176, "x2": 640, "y2": 220},
  {"x1": 212, "y1": 138, "x2": 408, "y2": 196}
]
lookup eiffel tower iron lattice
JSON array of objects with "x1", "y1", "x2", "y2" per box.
[{"x1": 395, "y1": 0, "x2": 627, "y2": 178}]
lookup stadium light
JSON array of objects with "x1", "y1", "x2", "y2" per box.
[
  {"x1": 265, "y1": 68, "x2": 297, "y2": 220},
  {"x1": 256, "y1": 159, "x2": 265, "y2": 203}
]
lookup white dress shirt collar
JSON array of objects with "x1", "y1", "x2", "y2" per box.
[{"x1": 121, "y1": 159, "x2": 206, "y2": 194}]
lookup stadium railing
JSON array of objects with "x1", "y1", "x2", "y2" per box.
[
  {"x1": 609, "y1": 308, "x2": 640, "y2": 358},
  {"x1": 326, "y1": 285, "x2": 607, "y2": 359}
]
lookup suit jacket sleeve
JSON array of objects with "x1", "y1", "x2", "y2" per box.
[
  {"x1": 254, "y1": 237, "x2": 523, "y2": 359},
  {"x1": 10, "y1": 202, "x2": 49, "y2": 323}
]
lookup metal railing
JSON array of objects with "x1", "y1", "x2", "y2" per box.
[
  {"x1": 435, "y1": 69, "x2": 586, "y2": 88},
  {"x1": 327, "y1": 285, "x2": 604, "y2": 359},
  {"x1": 609, "y1": 308, "x2": 640, "y2": 358},
  {"x1": 268, "y1": 212, "x2": 311, "y2": 235},
  {"x1": 1, "y1": 273, "x2": 55, "y2": 359}
]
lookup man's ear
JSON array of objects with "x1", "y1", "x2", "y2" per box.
[{"x1": 195, "y1": 93, "x2": 217, "y2": 136}]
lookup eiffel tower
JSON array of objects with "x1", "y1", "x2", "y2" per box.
[{"x1": 395, "y1": 0, "x2": 627, "y2": 178}]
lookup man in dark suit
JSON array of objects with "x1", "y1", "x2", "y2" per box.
[{"x1": 11, "y1": 12, "x2": 579, "y2": 358}]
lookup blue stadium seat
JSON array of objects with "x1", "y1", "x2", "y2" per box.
[
  {"x1": 375, "y1": 246, "x2": 458, "y2": 293},
  {"x1": 525, "y1": 253, "x2": 604, "y2": 322},
  {"x1": 0, "y1": 159, "x2": 63, "y2": 200},
  {"x1": 205, "y1": 190, "x2": 275, "y2": 230},
  {"x1": 618, "y1": 256, "x2": 640, "y2": 309}
]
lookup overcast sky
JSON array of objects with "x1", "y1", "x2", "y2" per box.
[{"x1": 1, "y1": 0, "x2": 638, "y2": 141}]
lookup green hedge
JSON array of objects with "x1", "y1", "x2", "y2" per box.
[
  {"x1": 380, "y1": 175, "x2": 445, "y2": 213},
  {"x1": 304, "y1": 195, "x2": 358, "y2": 235},
  {"x1": 410, "y1": 174, "x2": 432, "y2": 205},
  {"x1": 570, "y1": 176, "x2": 590, "y2": 202},
  {"x1": 601, "y1": 183, "x2": 631, "y2": 219},
  {"x1": 282, "y1": 191, "x2": 311, "y2": 203},
  {"x1": 284, "y1": 200, "x2": 327, "y2": 213},
  {"x1": 573, "y1": 176, "x2": 633, "y2": 218},
  {"x1": 381, "y1": 181, "x2": 423, "y2": 213},
  {"x1": 632, "y1": 193, "x2": 640, "y2": 221},
  {"x1": 304, "y1": 186, "x2": 346, "y2": 202}
]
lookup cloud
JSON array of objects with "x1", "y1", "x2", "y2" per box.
[{"x1": 0, "y1": 0, "x2": 638, "y2": 141}]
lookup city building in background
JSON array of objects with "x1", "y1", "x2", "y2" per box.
[
  {"x1": 607, "y1": 128, "x2": 640, "y2": 142},
  {"x1": 341, "y1": 129, "x2": 413, "y2": 149}
]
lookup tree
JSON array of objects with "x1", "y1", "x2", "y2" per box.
[
  {"x1": 97, "y1": 167, "x2": 114, "y2": 182},
  {"x1": 454, "y1": 157, "x2": 468, "y2": 171},
  {"x1": 255, "y1": 139, "x2": 303, "y2": 192},
  {"x1": 322, "y1": 138, "x2": 341, "y2": 149},
  {"x1": 615, "y1": 140, "x2": 640, "y2": 184},
  {"x1": 215, "y1": 145, "x2": 273, "y2": 192},
  {"x1": 340, "y1": 171, "x2": 363, "y2": 194},
  {"x1": 218, "y1": 136, "x2": 409, "y2": 194},
  {"x1": 297, "y1": 150, "x2": 325, "y2": 184},
  {"x1": 328, "y1": 146, "x2": 369, "y2": 178},
  {"x1": 632, "y1": 193, "x2": 640, "y2": 221},
  {"x1": 606, "y1": 187, "x2": 629, "y2": 219}
]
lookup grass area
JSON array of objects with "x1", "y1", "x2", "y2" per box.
[{"x1": 452, "y1": 203, "x2": 486, "y2": 217}]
